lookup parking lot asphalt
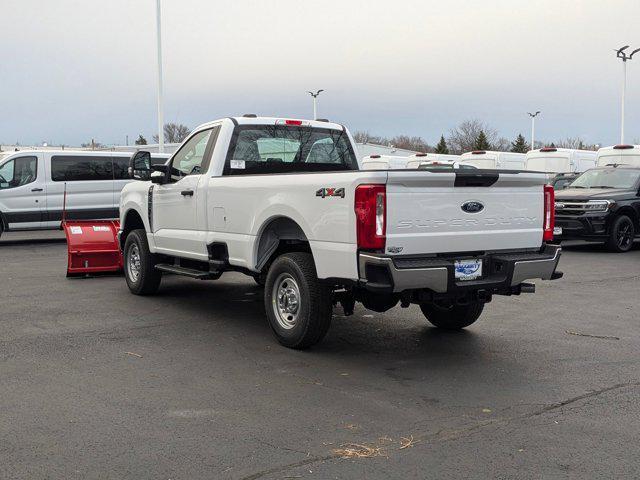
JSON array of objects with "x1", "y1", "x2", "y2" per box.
[{"x1": 1, "y1": 231, "x2": 639, "y2": 479}]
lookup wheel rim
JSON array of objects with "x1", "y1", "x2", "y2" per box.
[
  {"x1": 271, "y1": 273, "x2": 301, "y2": 330},
  {"x1": 616, "y1": 220, "x2": 634, "y2": 249},
  {"x1": 127, "y1": 243, "x2": 142, "y2": 282}
]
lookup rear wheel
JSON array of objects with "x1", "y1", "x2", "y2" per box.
[
  {"x1": 264, "y1": 252, "x2": 332, "y2": 349},
  {"x1": 124, "y1": 229, "x2": 162, "y2": 295},
  {"x1": 606, "y1": 215, "x2": 635, "y2": 253},
  {"x1": 420, "y1": 301, "x2": 484, "y2": 330}
]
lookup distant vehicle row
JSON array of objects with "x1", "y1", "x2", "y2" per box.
[{"x1": 362, "y1": 144, "x2": 640, "y2": 173}]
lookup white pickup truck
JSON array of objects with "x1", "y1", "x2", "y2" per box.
[{"x1": 119, "y1": 116, "x2": 562, "y2": 349}]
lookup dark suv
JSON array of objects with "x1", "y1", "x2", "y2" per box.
[{"x1": 554, "y1": 166, "x2": 640, "y2": 252}]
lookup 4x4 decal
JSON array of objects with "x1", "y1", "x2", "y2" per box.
[{"x1": 316, "y1": 187, "x2": 345, "y2": 198}]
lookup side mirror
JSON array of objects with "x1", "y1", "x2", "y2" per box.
[
  {"x1": 129, "y1": 151, "x2": 152, "y2": 180},
  {"x1": 150, "y1": 164, "x2": 169, "y2": 184}
]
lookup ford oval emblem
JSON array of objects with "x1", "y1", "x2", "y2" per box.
[{"x1": 461, "y1": 201, "x2": 484, "y2": 213}]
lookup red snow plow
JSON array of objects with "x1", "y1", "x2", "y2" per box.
[
  {"x1": 61, "y1": 187, "x2": 123, "y2": 277},
  {"x1": 63, "y1": 220, "x2": 123, "y2": 276}
]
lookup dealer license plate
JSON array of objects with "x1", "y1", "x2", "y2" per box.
[
  {"x1": 454, "y1": 259, "x2": 483, "y2": 281},
  {"x1": 553, "y1": 226, "x2": 562, "y2": 236}
]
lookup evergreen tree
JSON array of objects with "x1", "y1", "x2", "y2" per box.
[
  {"x1": 510, "y1": 134, "x2": 529, "y2": 153},
  {"x1": 473, "y1": 130, "x2": 491, "y2": 151},
  {"x1": 135, "y1": 134, "x2": 147, "y2": 146},
  {"x1": 434, "y1": 135, "x2": 449, "y2": 154}
]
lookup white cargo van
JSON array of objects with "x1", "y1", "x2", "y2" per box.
[
  {"x1": 0, "y1": 150, "x2": 169, "y2": 235},
  {"x1": 525, "y1": 147, "x2": 597, "y2": 173},
  {"x1": 596, "y1": 145, "x2": 640, "y2": 167},
  {"x1": 460, "y1": 151, "x2": 526, "y2": 170}
]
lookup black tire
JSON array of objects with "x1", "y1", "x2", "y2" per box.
[
  {"x1": 263, "y1": 252, "x2": 332, "y2": 349},
  {"x1": 605, "y1": 215, "x2": 635, "y2": 253},
  {"x1": 420, "y1": 301, "x2": 484, "y2": 330},
  {"x1": 124, "y1": 229, "x2": 162, "y2": 295}
]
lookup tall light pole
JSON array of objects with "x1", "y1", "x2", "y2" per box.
[
  {"x1": 307, "y1": 90, "x2": 324, "y2": 119},
  {"x1": 156, "y1": 0, "x2": 165, "y2": 153},
  {"x1": 615, "y1": 46, "x2": 640, "y2": 144},
  {"x1": 527, "y1": 111, "x2": 540, "y2": 150}
]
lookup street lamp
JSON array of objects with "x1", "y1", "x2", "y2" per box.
[
  {"x1": 615, "y1": 45, "x2": 640, "y2": 144},
  {"x1": 527, "y1": 111, "x2": 540, "y2": 150},
  {"x1": 307, "y1": 90, "x2": 324, "y2": 120},
  {"x1": 155, "y1": 0, "x2": 165, "y2": 153}
]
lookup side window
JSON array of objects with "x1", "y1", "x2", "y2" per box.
[
  {"x1": 112, "y1": 157, "x2": 130, "y2": 180},
  {"x1": 51, "y1": 156, "x2": 113, "y2": 182},
  {"x1": 169, "y1": 129, "x2": 213, "y2": 180},
  {"x1": 0, "y1": 156, "x2": 38, "y2": 189}
]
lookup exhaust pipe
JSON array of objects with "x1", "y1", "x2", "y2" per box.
[{"x1": 519, "y1": 282, "x2": 536, "y2": 294}]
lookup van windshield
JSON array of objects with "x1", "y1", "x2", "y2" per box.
[
  {"x1": 570, "y1": 169, "x2": 640, "y2": 189},
  {"x1": 224, "y1": 125, "x2": 358, "y2": 175}
]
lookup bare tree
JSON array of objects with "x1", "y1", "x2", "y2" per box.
[
  {"x1": 391, "y1": 135, "x2": 432, "y2": 152},
  {"x1": 352, "y1": 131, "x2": 432, "y2": 152},
  {"x1": 494, "y1": 137, "x2": 511, "y2": 152},
  {"x1": 447, "y1": 119, "x2": 498, "y2": 154},
  {"x1": 153, "y1": 123, "x2": 191, "y2": 144}
]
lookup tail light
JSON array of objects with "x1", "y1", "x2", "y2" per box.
[
  {"x1": 355, "y1": 184, "x2": 386, "y2": 250},
  {"x1": 543, "y1": 184, "x2": 555, "y2": 242}
]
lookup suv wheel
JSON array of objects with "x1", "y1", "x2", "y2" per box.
[
  {"x1": 420, "y1": 301, "x2": 484, "y2": 330},
  {"x1": 124, "y1": 229, "x2": 162, "y2": 295},
  {"x1": 264, "y1": 252, "x2": 332, "y2": 349},
  {"x1": 606, "y1": 215, "x2": 635, "y2": 253}
]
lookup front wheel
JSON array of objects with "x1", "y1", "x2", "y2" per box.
[
  {"x1": 420, "y1": 301, "x2": 484, "y2": 330},
  {"x1": 124, "y1": 229, "x2": 162, "y2": 295},
  {"x1": 264, "y1": 252, "x2": 332, "y2": 349},
  {"x1": 606, "y1": 215, "x2": 635, "y2": 253}
]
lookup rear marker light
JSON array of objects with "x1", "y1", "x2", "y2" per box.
[
  {"x1": 543, "y1": 184, "x2": 555, "y2": 242},
  {"x1": 355, "y1": 184, "x2": 386, "y2": 250}
]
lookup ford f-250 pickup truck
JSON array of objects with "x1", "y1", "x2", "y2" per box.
[{"x1": 119, "y1": 116, "x2": 562, "y2": 349}]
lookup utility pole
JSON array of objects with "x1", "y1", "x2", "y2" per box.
[
  {"x1": 527, "y1": 111, "x2": 540, "y2": 150},
  {"x1": 615, "y1": 46, "x2": 640, "y2": 144},
  {"x1": 156, "y1": 0, "x2": 165, "y2": 153},
  {"x1": 307, "y1": 90, "x2": 324, "y2": 119}
]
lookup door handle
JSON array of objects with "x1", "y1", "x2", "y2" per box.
[
  {"x1": 31, "y1": 188, "x2": 44, "y2": 192},
  {"x1": 181, "y1": 190, "x2": 194, "y2": 197}
]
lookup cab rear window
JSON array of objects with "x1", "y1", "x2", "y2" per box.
[{"x1": 223, "y1": 125, "x2": 358, "y2": 175}]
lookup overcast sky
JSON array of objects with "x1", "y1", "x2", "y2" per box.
[{"x1": 2, "y1": 0, "x2": 640, "y2": 147}]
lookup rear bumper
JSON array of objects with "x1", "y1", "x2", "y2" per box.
[{"x1": 358, "y1": 244, "x2": 562, "y2": 293}]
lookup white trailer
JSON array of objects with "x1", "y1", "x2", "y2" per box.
[
  {"x1": 460, "y1": 151, "x2": 526, "y2": 170},
  {"x1": 596, "y1": 145, "x2": 640, "y2": 167},
  {"x1": 405, "y1": 153, "x2": 462, "y2": 169},
  {"x1": 525, "y1": 147, "x2": 596, "y2": 173},
  {"x1": 361, "y1": 155, "x2": 411, "y2": 170}
]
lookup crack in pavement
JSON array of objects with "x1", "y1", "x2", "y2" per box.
[
  {"x1": 239, "y1": 454, "x2": 338, "y2": 480},
  {"x1": 238, "y1": 381, "x2": 640, "y2": 479},
  {"x1": 430, "y1": 380, "x2": 640, "y2": 442}
]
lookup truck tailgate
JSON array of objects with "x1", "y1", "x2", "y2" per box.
[{"x1": 385, "y1": 170, "x2": 547, "y2": 255}]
